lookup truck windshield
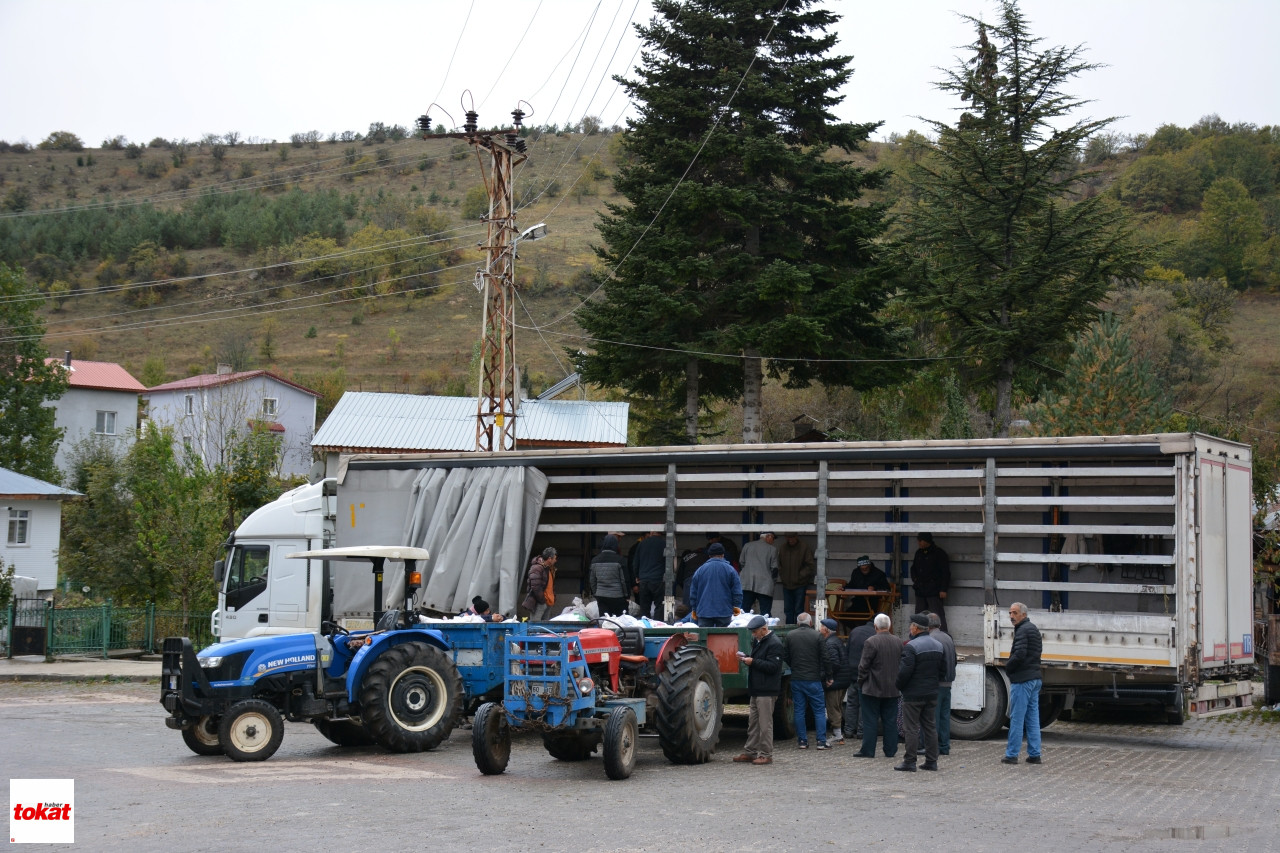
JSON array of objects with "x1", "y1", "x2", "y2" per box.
[{"x1": 225, "y1": 545, "x2": 271, "y2": 610}]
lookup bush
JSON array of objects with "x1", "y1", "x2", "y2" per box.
[
  {"x1": 102, "y1": 135, "x2": 127, "y2": 151},
  {"x1": 38, "y1": 131, "x2": 85, "y2": 151},
  {"x1": 124, "y1": 143, "x2": 145, "y2": 159},
  {"x1": 148, "y1": 137, "x2": 169, "y2": 148},
  {"x1": 305, "y1": 326, "x2": 317, "y2": 339},
  {"x1": 461, "y1": 183, "x2": 489, "y2": 219}
]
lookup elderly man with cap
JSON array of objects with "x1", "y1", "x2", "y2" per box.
[
  {"x1": 856, "y1": 613, "x2": 903, "y2": 758},
  {"x1": 910, "y1": 532, "x2": 951, "y2": 632},
  {"x1": 819, "y1": 617, "x2": 849, "y2": 743},
  {"x1": 777, "y1": 532, "x2": 816, "y2": 625},
  {"x1": 734, "y1": 614, "x2": 785, "y2": 765},
  {"x1": 687, "y1": 541, "x2": 742, "y2": 627},
  {"x1": 589, "y1": 535, "x2": 631, "y2": 618},
  {"x1": 894, "y1": 612, "x2": 947, "y2": 772},
  {"x1": 738, "y1": 532, "x2": 780, "y2": 617},
  {"x1": 784, "y1": 612, "x2": 831, "y2": 749},
  {"x1": 844, "y1": 555, "x2": 891, "y2": 622}
]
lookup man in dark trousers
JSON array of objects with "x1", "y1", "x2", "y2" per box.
[
  {"x1": 784, "y1": 613, "x2": 830, "y2": 749},
  {"x1": 1003, "y1": 601, "x2": 1044, "y2": 765},
  {"x1": 928, "y1": 611, "x2": 958, "y2": 755},
  {"x1": 910, "y1": 532, "x2": 950, "y2": 632},
  {"x1": 856, "y1": 613, "x2": 902, "y2": 758},
  {"x1": 820, "y1": 617, "x2": 848, "y2": 743},
  {"x1": 687, "y1": 542, "x2": 742, "y2": 627},
  {"x1": 589, "y1": 535, "x2": 630, "y2": 618},
  {"x1": 734, "y1": 615, "x2": 785, "y2": 766},
  {"x1": 894, "y1": 613, "x2": 947, "y2": 772},
  {"x1": 841, "y1": 619, "x2": 876, "y2": 742},
  {"x1": 630, "y1": 530, "x2": 667, "y2": 619},
  {"x1": 778, "y1": 532, "x2": 816, "y2": 625}
]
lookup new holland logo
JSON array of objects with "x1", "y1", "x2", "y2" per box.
[{"x1": 10, "y1": 779, "x2": 74, "y2": 844}]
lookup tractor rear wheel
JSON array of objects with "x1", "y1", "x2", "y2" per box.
[
  {"x1": 218, "y1": 700, "x2": 284, "y2": 762},
  {"x1": 471, "y1": 702, "x2": 511, "y2": 775},
  {"x1": 543, "y1": 730, "x2": 600, "y2": 761},
  {"x1": 182, "y1": 715, "x2": 223, "y2": 756},
  {"x1": 603, "y1": 706, "x2": 638, "y2": 780},
  {"x1": 313, "y1": 718, "x2": 377, "y2": 747},
  {"x1": 655, "y1": 645, "x2": 723, "y2": 764},
  {"x1": 360, "y1": 642, "x2": 463, "y2": 753}
]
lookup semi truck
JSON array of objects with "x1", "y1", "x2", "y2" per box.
[{"x1": 213, "y1": 433, "x2": 1257, "y2": 734}]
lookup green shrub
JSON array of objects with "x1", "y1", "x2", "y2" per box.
[{"x1": 305, "y1": 326, "x2": 317, "y2": 339}]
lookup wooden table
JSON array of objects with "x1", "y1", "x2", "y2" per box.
[{"x1": 804, "y1": 587, "x2": 897, "y2": 633}]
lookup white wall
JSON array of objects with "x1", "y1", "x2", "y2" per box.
[
  {"x1": 1, "y1": 500, "x2": 64, "y2": 591},
  {"x1": 51, "y1": 388, "x2": 139, "y2": 476}
]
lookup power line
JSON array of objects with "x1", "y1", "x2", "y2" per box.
[{"x1": 477, "y1": 0, "x2": 544, "y2": 111}]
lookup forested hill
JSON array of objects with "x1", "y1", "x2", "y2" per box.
[{"x1": 1, "y1": 117, "x2": 1278, "y2": 445}]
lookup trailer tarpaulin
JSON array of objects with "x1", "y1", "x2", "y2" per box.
[{"x1": 401, "y1": 466, "x2": 548, "y2": 615}]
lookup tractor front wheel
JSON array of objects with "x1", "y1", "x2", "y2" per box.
[
  {"x1": 181, "y1": 715, "x2": 223, "y2": 756},
  {"x1": 218, "y1": 700, "x2": 284, "y2": 762},
  {"x1": 603, "y1": 706, "x2": 638, "y2": 780},
  {"x1": 471, "y1": 702, "x2": 511, "y2": 775},
  {"x1": 360, "y1": 642, "x2": 463, "y2": 753}
]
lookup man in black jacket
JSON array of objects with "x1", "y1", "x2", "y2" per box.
[
  {"x1": 841, "y1": 620, "x2": 876, "y2": 742},
  {"x1": 894, "y1": 613, "x2": 947, "y2": 771},
  {"x1": 734, "y1": 615, "x2": 785, "y2": 766},
  {"x1": 820, "y1": 618, "x2": 848, "y2": 743},
  {"x1": 910, "y1": 532, "x2": 950, "y2": 632},
  {"x1": 589, "y1": 535, "x2": 630, "y2": 618},
  {"x1": 1003, "y1": 602, "x2": 1044, "y2": 765},
  {"x1": 784, "y1": 613, "x2": 830, "y2": 749}
]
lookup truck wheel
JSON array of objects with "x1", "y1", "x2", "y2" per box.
[
  {"x1": 543, "y1": 730, "x2": 601, "y2": 761},
  {"x1": 603, "y1": 706, "x2": 638, "y2": 780},
  {"x1": 773, "y1": 676, "x2": 796, "y2": 741},
  {"x1": 182, "y1": 715, "x2": 223, "y2": 756},
  {"x1": 218, "y1": 700, "x2": 284, "y2": 762},
  {"x1": 655, "y1": 646, "x2": 723, "y2": 764},
  {"x1": 313, "y1": 718, "x2": 377, "y2": 747},
  {"x1": 361, "y1": 642, "x2": 463, "y2": 753},
  {"x1": 1039, "y1": 693, "x2": 1066, "y2": 730},
  {"x1": 471, "y1": 702, "x2": 511, "y2": 775},
  {"x1": 949, "y1": 668, "x2": 1008, "y2": 740}
]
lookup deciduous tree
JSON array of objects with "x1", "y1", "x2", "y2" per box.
[{"x1": 0, "y1": 263, "x2": 67, "y2": 481}]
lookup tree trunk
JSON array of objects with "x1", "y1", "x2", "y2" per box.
[
  {"x1": 993, "y1": 357, "x2": 1015, "y2": 438},
  {"x1": 684, "y1": 358, "x2": 699, "y2": 443},
  {"x1": 742, "y1": 347, "x2": 763, "y2": 444}
]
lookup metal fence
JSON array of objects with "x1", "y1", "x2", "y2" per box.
[{"x1": 2, "y1": 599, "x2": 214, "y2": 660}]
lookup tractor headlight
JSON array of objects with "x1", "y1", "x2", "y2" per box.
[
  {"x1": 577, "y1": 677, "x2": 594, "y2": 695},
  {"x1": 198, "y1": 655, "x2": 223, "y2": 669}
]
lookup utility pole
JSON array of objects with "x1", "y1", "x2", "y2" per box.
[{"x1": 418, "y1": 106, "x2": 529, "y2": 451}]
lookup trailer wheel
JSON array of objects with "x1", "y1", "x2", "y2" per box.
[
  {"x1": 181, "y1": 715, "x2": 223, "y2": 756},
  {"x1": 1039, "y1": 693, "x2": 1066, "y2": 730},
  {"x1": 603, "y1": 706, "x2": 638, "y2": 780},
  {"x1": 772, "y1": 676, "x2": 796, "y2": 741},
  {"x1": 543, "y1": 730, "x2": 601, "y2": 761},
  {"x1": 471, "y1": 702, "x2": 511, "y2": 775},
  {"x1": 655, "y1": 645, "x2": 723, "y2": 764},
  {"x1": 949, "y1": 668, "x2": 1008, "y2": 740},
  {"x1": 313, "y1": 718, "x2": 377, "y2": 747},
  {"x1": 360, "y1": 642, "x2": 463, "y2": 753},
  {"x1": 218, "y1": 700, "x2": 284, "y2": 762}
]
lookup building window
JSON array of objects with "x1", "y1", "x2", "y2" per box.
[
  {"x1": 262, "y1": 397, "x2": 278, "y2": 417},
  {"x1": 185, "y1": 394, "x2": 194, "y2": 415},
  {"x1": 7, "y1": 509, "x2": 29, "y2": 546},
  {"x1": 95, "y1": 410, "x2": 117, "y2": 435}
]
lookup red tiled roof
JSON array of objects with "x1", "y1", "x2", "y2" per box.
[
  {"x1": 147, "y1": 369, "x2": 320, "y2": 397},
  {"x1": 250, "y1": 420, "x2": 287, "y2": 433},
  {"x1": 44, "y1": 359, "x2": 146, "y2": 393}
]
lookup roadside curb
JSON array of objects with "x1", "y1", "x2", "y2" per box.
[{"x1": 0, "y1": 674, "x2": 158, "y2": 683}]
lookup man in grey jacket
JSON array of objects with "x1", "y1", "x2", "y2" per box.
[
  {"x1": 927, "y1": 611, "x2": 957, "y2": 755},
  {"x1": 856, "y1": 613, "x2": 902, "y2": 758},
  {"x1": 738, "y1": 532, "x2": 779, "y2": 617},
  {"x1": 589, "y1": 535, "x2": 630, "y2": 617}
]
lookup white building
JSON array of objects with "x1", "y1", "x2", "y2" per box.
[
  {"x1": 45, "y1": 355, "x2": 146, "y2": 476},
  {"x1": 0, "y1": 466, "x2": 81, "y2": 592},
  {"x1": 145, "y1": 368, "x2": 320, "y2": 478}
]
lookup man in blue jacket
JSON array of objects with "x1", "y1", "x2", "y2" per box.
[{"x1": 687, "y1": 542, "x2": 742, "y2": 627}]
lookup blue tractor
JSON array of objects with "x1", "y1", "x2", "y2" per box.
[{"x1": 161, "y1": 547, "x2": 464, "y2": 761}]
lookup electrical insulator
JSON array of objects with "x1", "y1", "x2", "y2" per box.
[
  {"x1": 416, "y1": 115, "x2": 432, "y2": 135},
  {"x1": 511, "y1": 108, "x2": 525, "y2": 128},
  {"x1": 464, "y1": 111, "x2": 479, "y2": 136}
]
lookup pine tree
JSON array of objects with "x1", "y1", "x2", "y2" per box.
[
  {"x1": 899, "y1": 0, "x2": 1144, "y2": 436},
  {"x1": 1028, "y1": 314, "x2": 1171, "y2": 436},
  {"x1": 577, "y1": 0, "x2": 902, "y2": 443},
  {"x1": 0, "y1": 263, "x2": 67, "y2": 481}
]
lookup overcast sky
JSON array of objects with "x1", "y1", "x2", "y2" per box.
[{"x1": 1, "y1": 0, "x2": 1276, "y2": 147}]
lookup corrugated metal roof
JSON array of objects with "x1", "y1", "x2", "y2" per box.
[
  {"x1": 148, "y1": 370, "x2": 320, "y2": 397},
  {"x1": 44, "y1": 359, "x2": 146, "y2": 393},
  {"x1": 312, "y1": 392, "x2": 628, "y2": 452},
  {"x1": 0, "y1": 466, "x2": 82, "y2": 499}
]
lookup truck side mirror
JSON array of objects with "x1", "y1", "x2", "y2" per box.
[{"x1": 214, "y1": 559, "x2": 225, "y2": 583}]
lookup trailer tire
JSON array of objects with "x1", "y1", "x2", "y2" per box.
[
  {"x1": 472, "y1": 702, "x2": 511, "y2": 775},
  {"x1": 360, "y1": 642, "x2": 463, "y2": 753},
  {"x1": 1039, "y1": 693, "x2": 1066, "y2": 730},
  {"x1": 218, "y1": 700, "x2": 284, "y2": 762},
  {"x1": 773, "y1": 676, "x2": 796, "y2": 741},
  {"x1": 313, "y1": 718, "x2": 377, "y2": 747},
  {"x1": 603, "y1": 705, "x2": 638, "y2": 780},
  {"x1": 949, "y1": 668, "x2": 1008, "y2": 740},
  {"x1": 181, "y1": 715, "x2": 223, "y2": 756},
  {"x1": 655, "y1": 645, "x2": 723, "y2": 764},
  {"x1": 543, "y1": 730, "x2": 600, "y2": 761}
]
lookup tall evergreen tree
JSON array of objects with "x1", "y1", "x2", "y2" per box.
[
  {"x1": 899, "y1": 0, "x2": 1144, "y2": 436},
  {"x1": 0, "y1": 263, "x2": 66, "y2": 481},
  {"x1": 577, "y1": 0, "x2": 902, "y2": 442}
]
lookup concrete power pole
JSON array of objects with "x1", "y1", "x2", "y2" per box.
[{"x1": 418, "y1": 107, "x2": 529, "y2": 451}]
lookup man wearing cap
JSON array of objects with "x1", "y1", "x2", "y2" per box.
[
  {"x1": 927, "y1": 611, "x2": 957, "y2": 755},
  {"x1": 910, "y1": 532, "x2": 951, "y2": 632},
  {"x1": 589, "y1": 535, "x2": 631, "y2": 618},
  {"x1": 844, "y1": 555, "x2": 891, "y2": 622},
  {"x1": 687, "y1": 542, "x2": 742, "y2": 627},
  {"x1": 820, "y1": 617, "x2": 849, "y2": 743},
  {"x1": 738, "y1": 532, "x2": 780, "y2": 617},
  {"x1": 784, "y1": 613, "x2": 831, "y2": 749},
  {"x1": 856, "y1": 613, "x2": 902, "y2": 758},
  {"x1": 631, "y1": 530, "x2": 668, "y2": 619},
  {"x1": 894, "y1": 612, "x2": 947, "y2": 771},
  {"x1": 734, "y1": 615, "x2": 785, "y2": 765},
  {"x1": 778, "y1": 533, "x2": 816, "y2": 625}
]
